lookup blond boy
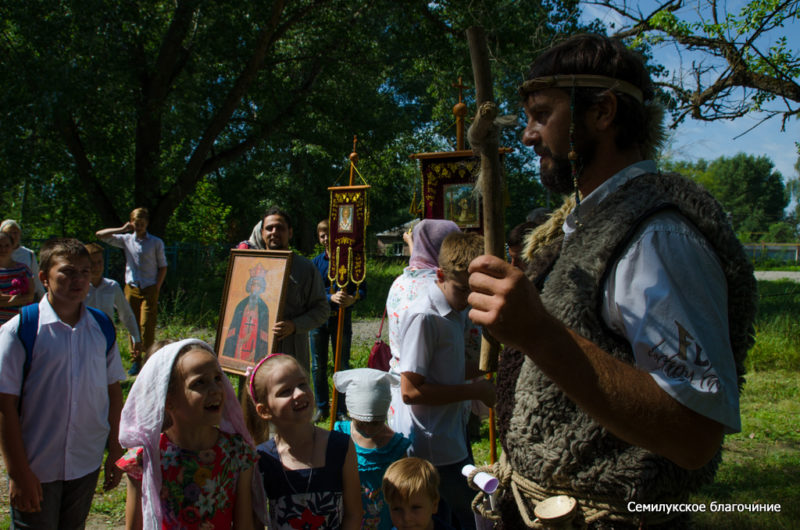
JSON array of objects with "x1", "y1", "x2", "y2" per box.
[
  {"x1": 383, "y1": 457, "x2": 452, "y2": 530},
  {"x1": 310, "y1": 219, "x2": 366, "y2": 420}
]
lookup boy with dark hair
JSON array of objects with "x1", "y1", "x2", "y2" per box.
[
  {"x1": 0, "y1": 238, "x2": 126, "y2": 529},
  {"x1": 389, "y1": 231, "x2": 495, "y2": 530},
  {"x1": 96, "y1": 207, "x2": 167, "y2": 374},
  {"x1": 84, "y1": 242, "x2": 143, "y2": 357}
]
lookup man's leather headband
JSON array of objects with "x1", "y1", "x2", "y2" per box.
[{"x1": 519, "y1": 74, "x2": 644, "y2": 104}]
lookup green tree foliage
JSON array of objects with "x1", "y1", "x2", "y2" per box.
[
  {"x1": 0, "y1": 0, "x2": 589, "y2": 250},
  {"x1": 664, "y1": 152, "x2": 789, "y2": 240},
  {"x1": 784, "y1": 155, "x2": 800, "y2": 237},
  {"x1": 590, "y1": 0, "x2": 800, "y2": 130},
  {"x1": 761, "y1": 221, "x2": 796, "y2": 242}
]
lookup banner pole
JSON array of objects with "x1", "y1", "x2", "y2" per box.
[{"x1": 329, "y1": 136, "x2": 359, "y2": 429}]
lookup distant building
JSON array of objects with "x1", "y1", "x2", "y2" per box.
[{"x1": 375, "y1": 219, "x2": 418, "y2": 257}]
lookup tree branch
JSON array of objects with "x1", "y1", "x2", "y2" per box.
[
  {"x1": 54, "y1": 111, "x2": 121, "y2": 227},
  {"x1": 595, "y1": 0, "x2": 800, "y2": 129},
  {"x1": 133, "y1": 0, "x2": 201, "y2": 210}
]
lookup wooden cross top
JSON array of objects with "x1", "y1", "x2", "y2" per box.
[
  {"x1": 452, "y1": 76, "x2": 468, "y2": 104},
  {"x1": 349, "y1": 135, "x2": 358, "y2": 185},
  {"x1": 452, "y1": 76, "x2": 469, "y2": 149}
]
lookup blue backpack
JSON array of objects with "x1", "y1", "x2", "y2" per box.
[{"x1": 17, "y1": 303, "x2": 116, "y2": 408}]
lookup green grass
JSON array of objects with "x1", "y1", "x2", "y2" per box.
[
  {"x1": 753, "y1": 262, "x2": 800, "y2": 271},
  {"x1": 688, "y1": 369, "x2": 800, "y2": 528},
  {"x1": 748, "y1": 280, "x2": 800, "y2": 371}
]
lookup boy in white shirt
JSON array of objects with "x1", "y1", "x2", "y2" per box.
[
  {"x1": 390, "y1": 231, "x2": 496, "y2": 530},
  {"x1": 0, "y1": 238, "x2": 126, "y2": 529},
  {"x1": 85, "y1": 242, "x2": 143, "y2": 361}
]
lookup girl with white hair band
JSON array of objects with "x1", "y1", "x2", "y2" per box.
[
  {"x1": 116, "y1": 339, "x2": 265, "y2": 529},
  {"x1": 333, "y1": 368, "x2": 411, "y2": 530}
]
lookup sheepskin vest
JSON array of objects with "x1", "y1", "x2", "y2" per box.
[{"x1": 502, "y1": 172, "x2": 757, "y2": 503}]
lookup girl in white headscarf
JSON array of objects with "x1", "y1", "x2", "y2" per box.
[
  {"x1": 333, "y1": 368, "x2": 411, "y2": 530},
  {"x1": 117, "y1": 339, "x2": 264, "y2": 529}
]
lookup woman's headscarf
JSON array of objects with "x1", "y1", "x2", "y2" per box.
[
  {"x1": 408, "y1": 219, "x2": 460, "y2": 269},
  {"x1": 118, "y1": 339, "x2": 265, "y2": 529}
]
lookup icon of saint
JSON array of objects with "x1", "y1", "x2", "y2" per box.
[
  {"x1": 222, "y1": 263, "x2": 271, "y2": 362},
  {"x1": 458, "y1": 197, "x2": 476, "y2": 225},
  {"x1": 339, "y1": 205, "x2": 354, "y2": 232}
]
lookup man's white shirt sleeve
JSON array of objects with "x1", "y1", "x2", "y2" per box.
[{"x1": 602, "y1": 210, "x2": 741, "y2": 433}]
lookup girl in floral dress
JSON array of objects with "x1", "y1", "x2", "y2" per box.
[
  {"x1": 384, "y1": 219, "x2": 461, "y2": 366},
  {"x1": 117, "y1": 339, "x2": 264, "y2": 529},
  {"x1": 247, "y1": 353, "x2": 362, "y2": 529}
]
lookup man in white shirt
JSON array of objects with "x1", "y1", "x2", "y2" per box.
[
  {"x1": 96, "y1": 207, "x2": 167, "y2": 373},
  {"x1": 467, "y1": 34, "x2": 757, "y2": 527}
]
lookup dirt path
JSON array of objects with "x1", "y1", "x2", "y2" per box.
[{"x1": 754, "y1": 270, "x2": 800, "y2": 282}]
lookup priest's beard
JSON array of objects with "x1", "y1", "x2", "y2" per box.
[
  {"x1": 248, "y1": 292, "x2": 263, "y2": 307},
  {"x1": 539, "y1": 125, "x2": 597, "y2": 195}
]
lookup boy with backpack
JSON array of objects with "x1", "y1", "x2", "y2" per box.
[{"x1": 0, "y1": 238, "x2": 126, "y2": 529}]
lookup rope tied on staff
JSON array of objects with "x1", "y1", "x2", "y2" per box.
[{"x1": 467, "y1": 102, "x2": 517, "y2": 203}]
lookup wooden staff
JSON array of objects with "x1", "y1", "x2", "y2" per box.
[
  {"x1": 467, "y1": 26, "x2": 504, "y2": 465},
  {"x1": 467, "y1": 26, "x2": 504, "y2": 372},
  {"x1": 328, "y1": 292, "x2": 347, "y2": 431},
  {"x1": 329, "y1": 137, "x2": 359, "y2": 430}
]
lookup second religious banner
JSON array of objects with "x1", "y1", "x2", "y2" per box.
[{"x1": 327, "y1": 185, "x2": 369, "y2": 290}]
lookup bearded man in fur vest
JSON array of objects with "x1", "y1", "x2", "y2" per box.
[{"x1": 467, "y1": 34, "x2": 757, "y2": 528}]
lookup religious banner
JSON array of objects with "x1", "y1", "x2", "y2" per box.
[
  {"x1": 215, "y1": 249, "x2": 292, "y2": 376},
  {"x1": 414, "y1": 150, "x2": 483, "y2": 231},
  {"x1": 327, "y1": 184, "x2": 369, "y2": 291}
]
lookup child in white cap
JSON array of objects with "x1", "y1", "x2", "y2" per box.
[{"x1": 333, "y1": 368, "x2": 411, "y2": 530}]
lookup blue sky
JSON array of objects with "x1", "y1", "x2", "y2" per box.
[{"x1": 580, "y1": 1, "x2": 799, "y2": 182}]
